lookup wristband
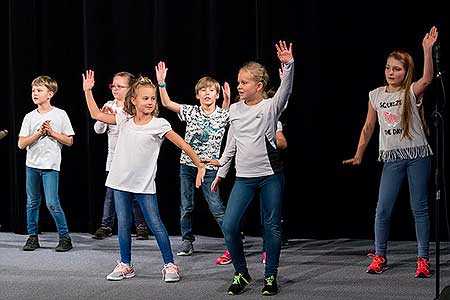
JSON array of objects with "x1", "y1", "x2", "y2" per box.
[{"x1": 158, "y1": 82, "x2": 166, "y2": 88}]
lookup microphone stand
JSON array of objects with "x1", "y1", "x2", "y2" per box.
[{"x1": 432, "y1": 42, "x2": 446, "y2": 300}]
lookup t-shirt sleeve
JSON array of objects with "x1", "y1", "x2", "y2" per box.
[
  {"x1": 158, "y1": 118, "x2": 172, "y2": 138},
  {"x1": 61, "y1": 111, "x2": 75, "y2": 136},
  {"x1": 177, "y1": 104, "x2": 192, "y2": 122},
  {"x1": 115, "y1": 110, "x2": 128, "y2": 127},
  {"x1": 276, "y1": 121, "x2": 283, "y2": 132},
  {"x1": 368, "y1": 89, "x2": 377, "y2": 110},
  {"x1": 18, "y1": 113, "x2": 31, "y2": 137}
]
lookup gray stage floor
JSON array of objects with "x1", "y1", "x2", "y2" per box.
[{"x1": 1, "y1": 232, "x2": 450, "y2": 300}]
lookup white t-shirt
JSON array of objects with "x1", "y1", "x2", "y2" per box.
[
  {"x1": 93, "y1": 100, "x2": 122, "y2": 171},
  {"x1": 19, "y1": 107, "x2": 75, "y2": 171},
  {"x1": 105, "y1": 110, "x2": 171, "y2": 194}
]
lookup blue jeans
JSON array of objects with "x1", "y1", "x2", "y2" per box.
[
  {"x1": 375, "y1": 157, "x2": 431, "y2": 258},
  {"x1": 101, "y1": 172, "x2": 146, "y2": 228},
  {"x1": 25, "y1": 166, "x2": 70, "y2": 238},
  {"x1": 113, "y1": 190, "x2": 174, "y2": 265},
  {"x1": 222, "y1": 172, "x2": 284, "y2": 277},
  {"x1": 179, "y1": 164, "x2": 225, "y2": 241}
]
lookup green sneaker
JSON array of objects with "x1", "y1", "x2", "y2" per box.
[
  {"x1": 227, "y1": 272, "x2": 251, "y2": 295},
  {"x1": 262, "y1": 275, "x2": 278, "y2": 296}
]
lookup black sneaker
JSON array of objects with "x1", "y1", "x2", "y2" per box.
[
  {"x1": 92, "y1": 226, "x2": 112, "y2": 240},
  {"x1": 55, "y1": 237, "x2": 73, "y2": 252},
  {"x1": 262, "y1": 275, "x2": 278, "y2": 296},
  {"x1": 23, "y1": 235, "x2": 40, "y2": 251},
  {"x1": 228, "y1": 272, "x2": 251, "y2": 295},
  {"x1": 135, "y1": 223, "x2": 149, "y2": 240}
]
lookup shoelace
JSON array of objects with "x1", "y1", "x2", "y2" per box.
[
  {"x1": 417, "y1": 258, "x2": 430, "y2": 270},
  {"x1": 115, "y1": 261, "x2": 132, "y2": 274},
  {"x1": 232, "y1": 274, "x2": 244, "y2": 285},
  {"x1": 368, "y1": 253, "x2": 385, "y2": 267},
  {"x1": 265, "y1": 276, "x2": 275, "y2": 286},
  {"x1": 164, "y1": 263, "x2": 179, "y2": 274}
]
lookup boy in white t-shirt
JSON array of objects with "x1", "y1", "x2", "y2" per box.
[{"x1": 18, "y1": 75, "x2": 75, "y2": 252}]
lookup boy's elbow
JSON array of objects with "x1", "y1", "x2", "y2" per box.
[
  {"x1": 66, "y1": 137, "x2": 74, "y2": 146},
  {"x1": 17, "y1": 138, "x2": 25, "y2": 149}
]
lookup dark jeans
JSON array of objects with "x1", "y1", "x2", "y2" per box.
[
  {"x1": 222, "y1": 172, "x2": 284, "y2": 277},
  {"x1": 179, "y1": 164, "x2": 225, "y2": 241}
]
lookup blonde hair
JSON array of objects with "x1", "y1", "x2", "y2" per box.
[
  {"x1": 240, "y1": 62, "x2": 274, "y2": 98},
  {"x1": 124, "y1": 75, "x2": 159, "y2": 117},
  {"x1": 195, "y1": 76, "x2": 221, "y2": 94},
  {"x1": 31, "y1": 75, "x2": 58, "y2": 94},
  {"x1": 387, "y1": 51, "x2": 429, "y2": 139}
]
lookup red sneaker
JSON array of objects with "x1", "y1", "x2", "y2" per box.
[
  {"x1": 415, "y1": 257, "x2": 432, "y2": 278},
  {"x1": 366, "y1": 253, "x2": 387, "y2": 274},
  {"x1": 216, "y1": 250, "x2": 232, "y2": 265},
  {"x1": 262, "y1": 251, "x2": 266, "y2": 265}
]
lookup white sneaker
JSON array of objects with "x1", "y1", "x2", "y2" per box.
[
  {"x1": 106, "y1": 260, "x2": 136, "y2": 281},
  {"x1": 162, "y1": 263, "x2": 181, "y2": 282}
]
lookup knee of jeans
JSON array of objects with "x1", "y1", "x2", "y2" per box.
[
  {"x1": 412, "y1": 207, "x2": 429, "y2": 220},
  {"x1": 180, "y1": 204, "x2": 194, "y2": 214},
  {"x1": 263, "y1": 222, "x2": 282, "y2": 234},
  {"x1": 222, "y1": 220, "x2": 239, "y2": 237},
  {"x1": 46, "y1": 202, "x2": 61, "y2": 212}
]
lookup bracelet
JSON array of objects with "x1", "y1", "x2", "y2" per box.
[{"x1": 158, "y1": 82, "x2": 166, "y2": 88}]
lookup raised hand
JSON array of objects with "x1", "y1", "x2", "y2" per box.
[
  {"x1": 222, "y1": 81, "x2": 230, "y2": 110},
  {"x1": 82, "y1": 70, "x2": 95, "y2": 91},
  {"x1": 422, "y1": 26, "x2": 438, "y2": 51},
  {"x1": 275, "y1": 40, "x2": 293, "y2": 64},
  {"x1": 155, "y1": 61, "x2": 168, "y2": 84}
]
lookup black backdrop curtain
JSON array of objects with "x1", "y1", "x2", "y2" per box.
[{"x1": 3, "y1": 0, "x2": 449, "y2": 241}]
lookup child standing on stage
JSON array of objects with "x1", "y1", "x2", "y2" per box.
[
  {"x1": 92, "y1": 71, "x2": 150, "y2": 240},
  {"x1": 343, "y1": 26, "x2": 438, "y2": 278},
  {"x1": 155, "y1": 61, "x2": 232, "y2": 264},
  {"x1": 205, "y1": 40, "x2": 294, "y2": 295},
  {"x1": 19, "y1": 75, "x2": 74, "y2": 252},
  {"x1": 82, "y1": 70, "x2": 206, "y2": 282}
]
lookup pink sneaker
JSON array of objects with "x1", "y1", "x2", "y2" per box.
[
  {"x1": 106, "y1": 260, "x2": 135, "y2": 281},
  {"x1": 216, "y1": 250, "x2": 232, "y2": 265},
  {"x1": 262, "y1": 252, "x2": 266, "y2": 265},
  {"x1": 162, "y1": 263, "x2": 181, "y2": 282}
]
